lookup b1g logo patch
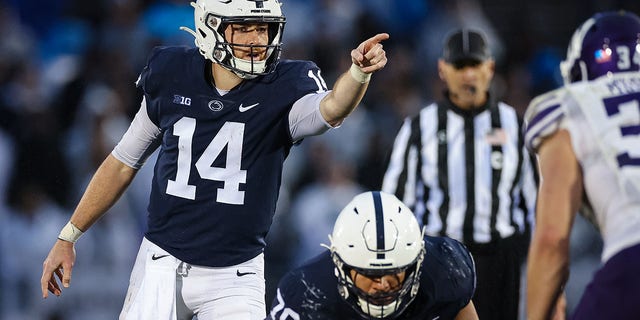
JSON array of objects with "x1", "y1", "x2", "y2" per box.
[{"x1": 173, "y1": 95, "x2": 192, "y2": 106}]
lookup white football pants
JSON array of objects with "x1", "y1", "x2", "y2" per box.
[{"x1": 119, "y1": 237, "x2": 266, "y2": 320}]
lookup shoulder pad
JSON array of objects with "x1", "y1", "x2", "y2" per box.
[
  {"x1": 423, "y1": 236, "x2": 475, "y2": 296},
  {"x1": 523, "y1": 87, "x2": 568, "y2": 152},
  {"x1": 137, "y1": 46, "x2": 198, "y2": 95}
]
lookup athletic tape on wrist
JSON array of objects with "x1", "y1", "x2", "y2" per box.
[
  {"x1": 58, "y1": 221, "x2": 84, "y2": 243},
  {"x1": 349, "y1": 63, "x2": 371, "y2": 84}
]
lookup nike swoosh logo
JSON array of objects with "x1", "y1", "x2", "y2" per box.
[
  {"x1": 238, "y1": 103, "x2": 259, "y2": 112},
  {"x1": 151, "y1": 254, "x2": 169, "y2": 260},
  {"x1": 236, "y1": 270, "x2": 257, "y2": 277}
]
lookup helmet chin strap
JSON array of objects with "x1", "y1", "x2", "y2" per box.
[
  {"x1": 210, "y1": 41, "x2": 272, "y2": 79},
  {"x1": 228, "y1": 55, "x2": 267, "y2": 79},
  {"x1": 357, "y1": 296, "x2": 400, "y2": 319}
]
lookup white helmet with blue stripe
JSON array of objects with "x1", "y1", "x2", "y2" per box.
[{"x1": 329, "y1": 191, "x2": 425, "y2": 319}]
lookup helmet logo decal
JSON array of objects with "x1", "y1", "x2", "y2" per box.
[
  {"x1": 372, "y1": 191, "x2": 386, "y2": 259},
  {"x1": 594, "y1": 47, "x2": 612, "y2": 63},
  {"x1": 247, "y1": 0, "x2": 266, "y2": 9},
  {"x1": 248, "y1": 0, "x2": 272, "y2": 13}
]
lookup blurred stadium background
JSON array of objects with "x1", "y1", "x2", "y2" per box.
[{"x1": 0, "y1": 0, "x2": 637, "y2": 319}]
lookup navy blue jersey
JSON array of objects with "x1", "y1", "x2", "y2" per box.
[
  {"x1": 137, "y1": 46, "x2": 326, "y2": 267},
  {"x1": 268, "y1": 236, "x2": 476, "y2": 320}
]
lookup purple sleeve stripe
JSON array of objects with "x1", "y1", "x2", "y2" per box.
[
  {"x1": 525, "y1": 112, "x2": 564, "y2": 151},
  {"x1": 527, "y1": 104, "x2": 561, "y2": 130}
]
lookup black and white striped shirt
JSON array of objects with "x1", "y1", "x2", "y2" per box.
[{"x1": 382, "y1": 96, "x2": 537, "y2": 245}]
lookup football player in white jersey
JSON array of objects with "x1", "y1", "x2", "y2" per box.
[{"x1": 524, "y1": 10, "x2": 640, "y2": 320}]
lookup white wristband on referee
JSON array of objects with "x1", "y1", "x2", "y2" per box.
[
  {"x1": 58, "y1": 221, "x2": 84, "y2": 243},
  {"x1": 349, "y1": 63, "x2": 371, "y2": 84}
]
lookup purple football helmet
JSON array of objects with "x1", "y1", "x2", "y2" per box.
[{"x1": 560, "y1": 10, "x2": 640, "y2": 84}]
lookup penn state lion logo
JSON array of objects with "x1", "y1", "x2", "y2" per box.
[{"x1": 208, "y1": 100, "x2": 224, "y2": 112}]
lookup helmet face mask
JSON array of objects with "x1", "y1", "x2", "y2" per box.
[
  {"x1": 181, "y1": 0, "x2": 286, "y2": 79},
  {"x1": 333, "y1": 255, "x2": 423, "y2": 319},
  {"x1": 560, "y1": 10, "x2": 640, "y2": 85},
  {"x1": 329, "y1": 191, "x2": 425, "y2": 319}
]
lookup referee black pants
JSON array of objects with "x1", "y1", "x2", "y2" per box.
[{"x1": 466, "y1": 234, "x2": 528, "y2": 320}]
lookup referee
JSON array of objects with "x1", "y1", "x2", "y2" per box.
[{"x1": 382, "y1": 28, "x2": 537, "y2": 320}]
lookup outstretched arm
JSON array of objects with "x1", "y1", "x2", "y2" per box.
[
  {"x1": 320, "y1": 33, "x2": 389, "y2": 126},
  {"x1": 41, "y1": 154, "x2": 137, "y2": 298},
  {"x1": 526, "y1": 130, "x2": 582, "y2": 320}
]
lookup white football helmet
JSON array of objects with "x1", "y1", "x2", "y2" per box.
[
  {"x1": 329, "y1": 191, "x2": 425, "y2": 319},
  {"x1": 181, "y1": 0, "x2": 286, "y2": 79}
]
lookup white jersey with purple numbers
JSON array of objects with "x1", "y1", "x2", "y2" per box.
[{"x1": 524, "y1": 71, "x2": 640, "y2": 262}]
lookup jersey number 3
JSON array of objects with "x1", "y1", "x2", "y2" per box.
[
  {"x1": 166, "y1": 117, "x2": 247, "y2": 205},
  {"x1": 603, "y1": 92, "x2": 640, "y2": 167}
]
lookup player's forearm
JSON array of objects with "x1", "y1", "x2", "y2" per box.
[
  {"x1": 69, "y1": 154, "x2": 137, "y2": 231},
  {"x1": 526, "y1": 229, "x2": 570, "y2": 320},
  {"x1": 319, "y1": 68, "x2": 368, "y2": 126},
  {"x1": 527, "y1": 131, "x2": 581, "y2": 319}
]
